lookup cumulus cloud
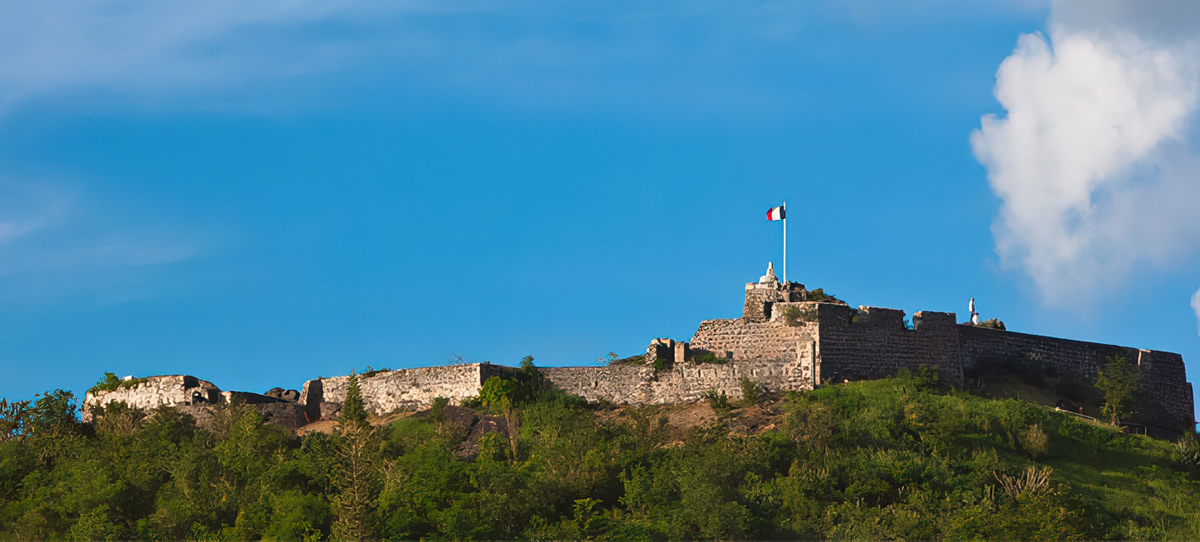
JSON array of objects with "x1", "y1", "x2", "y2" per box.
[
  {"x1": 1193, "y1": 287, "x2": 1200, "y2": 337},
  {"x1": 972, "y1": 0, "x2": 1200, "y2": 306}
]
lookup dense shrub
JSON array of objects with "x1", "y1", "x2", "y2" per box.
[
  {"x1": 703, "y1": 390, "x2": 732, "y2": 413},
  {"x1": 739, "y1": 378, "x2": 763, "y2": 406},
  {"x1": 806, "y1": 288, "x2": 844, "y2": 304},
  {"x1": 87, "y1": 372, "x2": 149, "y2": 394},
  {"x1": 0, "y1": 374, "x2": 1196, "y2": 540}
]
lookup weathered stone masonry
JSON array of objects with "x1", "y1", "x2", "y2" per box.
[
  {"x1": 680, "y1": 267, "x2": 1193, "y2": 432},
  {"x1": 82, "y1": 264, "x2": 1195, "y2": 435},
  {"x1": 299, "y1": 364, "x2": 512, "y2": 417}
]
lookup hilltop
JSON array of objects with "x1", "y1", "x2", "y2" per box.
[
  {"x1": 78, "y1": 267, "x2": 1197, "y2": 441},
  {"x1": 2, "y1": 370, "x2": 1198, "y2": 540}
]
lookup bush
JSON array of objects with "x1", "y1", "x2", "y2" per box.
[
  {"x1": 459, "y1": 396, "x2": 483, "y2": 408},
  {"x1": 976, "y1": 318, "x2": 1006, "y2": 330},
  {"x1": 87, "y1": 372, "x2": 149, "y2": 395},
  {"x1": 806, "y1": 288, "x2": 844, "y2": 304},
  {"x1": 89, "y1": 372, "x2": 122, "y2": 394},
  {"x1": 691, "y1": 350, "x2": 728, "y2": 365},
  {"x1": 360, "y1": 365, "x2": 391, "y2": 378},
  {"x1": 479, "y1": 377, "x2": 517, "y2": 412},
  {"x1": 913, "y1": 365, "x2": 943, "y2": 392},
  {"x1": 703, "y1": 390, "x2": 732, "y2": 413},
  {"x1": 783, "y1": 305, "x2": 816, "y2": 326},
  {"x1": 429, "y1": 397, "x2": 449, "y2": 423},
  {"x1": 1174, "y1": 432, "x2": 1200, "y2": 477},
  {"x1": 739, "y1": 378, "x2": 762, "y2": 406},
  {"x1": 1020, "y1": 424, "x2": 1049, "y2": 460}
]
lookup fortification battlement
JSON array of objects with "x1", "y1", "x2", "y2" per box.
[
  {"x1": 679, "y1": 264, "x2": 1193, "y2": 434},
  {"x1": 80, "y1": 264, "x2": 1195, "y2": 437}
]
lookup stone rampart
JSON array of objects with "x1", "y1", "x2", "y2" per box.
[
  {"x1": 538, "y1": 352, "x2": 816, "y2": 405},
  {"x1": 815, "y1": 305, "x2": 962, "y2": 385},
  {"x1": 76, "y1": 267, "x2": 1194, "y2": 436},
  {"x1": 300, "y1": 364, "x2": 490, "y2": 416},
  {"x1": 83, "y1": 375, "x2": 220, "y2": 421},
  {"x1": 957, "y1": 325, "x2": 1194, "y2": 430},
  {"x1": 691, "y1": 314, "x2": 817, "y2": 363}
]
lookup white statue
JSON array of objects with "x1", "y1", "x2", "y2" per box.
[
  {"x1": 969, "y1": 297, "x2": 979, "y2": 325},
  {"x1": 759, "y1": 262, "x2": 778, "y2": 284}
]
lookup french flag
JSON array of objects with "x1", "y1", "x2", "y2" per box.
[{"x1": 766, "y1": 205, "x2": 785, "y2": 221}]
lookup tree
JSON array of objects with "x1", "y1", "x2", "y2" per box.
[
  {"x1": 1095, "y1": 356, "x2": 1141, "y2": 425},
  {"x1": 340, "y1": 372, "x2": 368, "y2": 429},
  {"x1": 331, "y1": 423, "x2": 381, "y2": 541}
]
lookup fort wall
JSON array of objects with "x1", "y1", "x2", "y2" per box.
[
  {"x1": 956, "y1": 326, "x2": 1194, "y2": 430},
  {"x1": 299, "y1": 364, "x2": 491, "y2": 416},
  {"x1": 815, "y1": 305, "x2": 963, "y2": 385},
  {"x1": 539, "y1": 351, "x2": 816, "y2": 405},
  {"x1": 691, "y1": 299, "x2": 819, "y2": 363},
  {"x1": 82, "y1": 375, "x2": 220, "y2": 421},
  {"x1": 79, "y1": 267, "x2": 1195, "y2": 436}
]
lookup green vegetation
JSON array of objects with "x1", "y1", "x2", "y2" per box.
[
  {"x1": 87, "y1": 372, "x2": 149, "y2": 394},
  {"x1": 689, "y1": 350, "x2": 728, "y2": 365},
  {"x1": 359, "y1": 365, "x2": 391, "y2": 378},
  {"x1": 340, "y1": 372, "x2": 369, "y2": 429},
  {"x1": 976, "y1": 318, "x2": 1007, "y2": 330},
  {"x1": 702, "y1": 390, "x2": 732, "y2": 413},
  {"x1": 806, "y1": 287, "x2": 843, "y2": 304},
  {"x1": 1096, "y1": 355, "x2": 1142, "y2": 425},
  {"x1": 783, "y1": 305, "x2": 816, "y2": 326},
  {"x1": 739, "y1": 377, "x2": 762, "y2": 407},
  {"x1": 1, "y1": 368, "x2": 1197, "y2": 540}
]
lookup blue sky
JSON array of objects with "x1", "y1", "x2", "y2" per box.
[{"x1": 2, "y1": 1, "x2": 1199, "y2": 422}]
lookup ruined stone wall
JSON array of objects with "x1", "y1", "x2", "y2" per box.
[
  {"x1": 538, "y1": 354, "x2": 815, "y2": 405},
  {"x1": 815, "y1": 305, "x2": 963, "y2": 385},
  {"x1": 300, "y1": 364, "x2": 487, "y2": 416},
  {"x1": 83, "y1": 375, "x2": 220, "y2": 421},
  {"x1": 957, "y1": 326, "x2": 1194, "y2": 430},
  {"x1": 690, "y1": 312, "x2": 817, "y2": 363}
]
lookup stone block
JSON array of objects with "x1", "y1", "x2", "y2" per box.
[{"x1": 320, "y1": 401, "x2": 343, "y2": 420}]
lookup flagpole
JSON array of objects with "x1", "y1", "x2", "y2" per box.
[{"x1": 782, "y1": 200, "x2": 787, "y2": 285}]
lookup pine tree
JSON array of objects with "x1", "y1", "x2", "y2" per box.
[
  {"x1": 340, "y1": 372, "x2": 368, "y2": 429},
  {"x1": 331, "y1": 422, "x2": 380, "y2": 541}
]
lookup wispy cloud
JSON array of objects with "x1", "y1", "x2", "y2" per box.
[
  {"x1": 0, "y1": 0, "x2": 397, "y2": 110},
  {"x1": 0, "y1": 180, "x2": 68, "y2": 244},
  {"x1": 0, "y1": 179, "x2": 206, "y2": 305},
  {"x1": 0, "y1": 0, "x2": 1042, "y2": 116},
  {"x1": 971, "y1": 0, "x2": 1200, "y2": 307}
]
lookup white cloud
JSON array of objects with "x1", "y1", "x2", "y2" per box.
[
  {"x1": 0, "y1": 0, "x2": 1044, "y2": 115},
  {"x1": 971, "y1": 0, "x2": 1200, "y2": 306},
  {"x1": 0, "y1": 0, "x2": 416, "y2": 110},
  {"x1": 0, "y1": 181, "x2": 68, "y2": 244},
  {"x1": 0, "y1": 179, "x2": 206, "y2": 305},
  {"x1": 1193, "y1": 287, "x2": 1200, "y2": 337}
]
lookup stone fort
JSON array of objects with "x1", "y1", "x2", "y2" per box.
[{"x1": 84, "y1": 264, "x2": 1196, "y2": 435}]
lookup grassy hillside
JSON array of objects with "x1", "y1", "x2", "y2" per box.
[{"x1": 1, "y1": 368, "x2": 1198, "y2": 540}]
